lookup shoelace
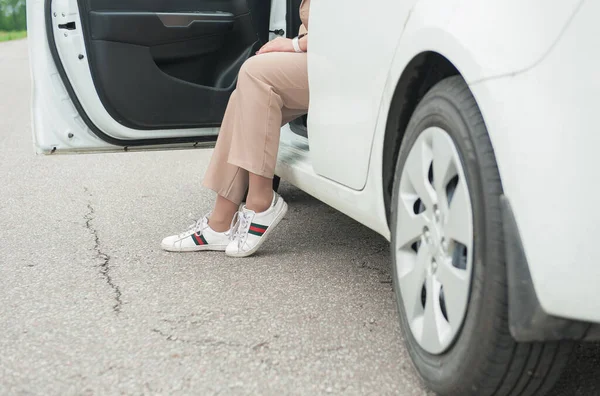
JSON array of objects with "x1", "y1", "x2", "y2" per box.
[
  {"x1": 229, "y1": 209, "x2": 254, "y2": 249},
  {"x1": 229, "y1": 212, "x2": 240, "y2": 241},
  {"x1": 180, "y1": 215, "x2": 209, "y2": 238}
]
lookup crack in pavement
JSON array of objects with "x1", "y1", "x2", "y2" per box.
[
  {"x1": 355, "y1": 245, "x2": 391, "y2": 280},
  {"x1": 151, "y1": 328, "x2": 269, "y2": 350},
  {"x1": 84, "y1": 188, "x2": 123, "y2": 313}
]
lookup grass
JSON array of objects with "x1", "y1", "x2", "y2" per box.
[{"x1": 0, "y1": 30, "x2": 27, "y2": 42}]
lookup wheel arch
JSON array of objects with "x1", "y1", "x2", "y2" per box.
[
  {"x1": 382, "y1": 52, "x2": 459, "y2": 225},
  {"x1": 381, "y1": 51, "x2": 600, "y2": 343}
]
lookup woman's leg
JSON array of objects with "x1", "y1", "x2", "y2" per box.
[
  {"x1": 227, "y1": 52, "x2": 309, "y2": 211},
  {"x1": 204, "y1": 52, "x2": 308, "y2": 211},
  {"x1": 203, "y1": 100, "x2": 304, "y2": 230},
  {"x1": 163, "y1": 52, "x2": 308, "y2": 254},
  {"x1": 161, "y1": 89, "x2": 247, "y2": 252},
  {"x1": 245, "y1": 107, "x2": 306, "y2": 215},
  {"x1": 246, "y1": 174, "x2": 274, "y2": 213},
  {"x1": 207, "y1": 103, "x2": 305, "y2": 228},
  {"x1": 209, "y1": 196, "x2": 239, "y2": 232},
  {"x1": 220, "y1": 52, "x2": 308, "y2": 257},
  {"x1": 203, "y1": 90, "x2": 249, "y2": 207},
  {"x1": 208, "y1": 105, "x2": 304, "y2": 228}
]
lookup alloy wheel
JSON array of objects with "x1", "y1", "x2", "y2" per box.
[{"x1": 394, "y1": 126, "x2": 474, "y2": 355}]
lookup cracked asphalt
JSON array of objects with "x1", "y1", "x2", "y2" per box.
[{"x1": 1, "y1": 39, "x2": 599, "y2": 396}]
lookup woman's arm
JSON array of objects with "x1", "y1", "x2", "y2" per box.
[
  {"x1": 299, "y1": 35, "x2": 308, "y2": 52},
  {"x1": 255, "y1": 0, "x2": 309, "y2": 55},
  {"x1": 256, "y1": 34, "x2": 308, "y2": 55}
]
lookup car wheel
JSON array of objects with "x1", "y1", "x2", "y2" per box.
[{"x1": 390, "y1": 76, "x2": 574, "y2": 396}]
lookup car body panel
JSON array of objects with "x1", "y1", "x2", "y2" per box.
[
  {"x1": 406, "y1": 0, "x2": 582, "y2": 83},
  {"x1": 304, "y1": 0, "x2": 582, "y2": 191},
  {"x1": 342, "y1": 0, "x2": 593, "y2": 322},
  {"x1": 306, "y1": 0, "x2": 418, "y2": 191},
  {"x1": 276, "y1": 127, "x2": 392, "y2": 239},
  {"x1": 469, "y1": 0, "x2": 600, "y2": 322}
]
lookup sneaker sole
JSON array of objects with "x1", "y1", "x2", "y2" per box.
[
  {"x1": 161, "y1": 244, "x2": 228, "y2": 253},
  {"x1": 226, "y1": 201, "x2": 289, "y2": 258}
]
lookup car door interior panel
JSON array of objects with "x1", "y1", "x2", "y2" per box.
[
  {"x1": 88, "y1": 12, "x2": 236, "y2": 46},
  {"x1": 70, "y1": 0, "x2": 270, "y2": 130},
  {"x1": 286, "y1": 0, "x2": 302, "y2": 37}
]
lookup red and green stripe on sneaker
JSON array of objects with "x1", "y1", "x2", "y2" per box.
[
  {"x1": 161, "y1": 215, "x2": 231, "y2": 252},
  {"x1": 248, "y1": 223, "x2": 268, "y2": 237},
  {"x1": 191, "y1": 232, "x2": 209, "y2": 246}
]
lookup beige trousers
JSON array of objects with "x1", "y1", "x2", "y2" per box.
[{"x1": 203, "y1": 52, "x2": 309, "y2": 205}]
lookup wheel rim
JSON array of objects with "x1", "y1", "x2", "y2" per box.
[{"x1": 395, "y1": 127, "x2": 474, "y2": 355}]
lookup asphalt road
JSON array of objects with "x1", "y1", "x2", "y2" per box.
[{"x1": 1, "y1": 39, "x2": 598, "y2": 396}]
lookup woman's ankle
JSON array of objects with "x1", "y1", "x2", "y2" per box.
[
  {"x1": 246, "y1": 190, "x2": 274, "y2": 213},
  {"x1": 209, "y1": 194, "x2": 239, "y2": 232},
  {"x1": 246, "y1": 173, "x2": 275, "y2": 213},
  {"x1": 208, "y1": 217, "x2": 231, "y2": 233}
]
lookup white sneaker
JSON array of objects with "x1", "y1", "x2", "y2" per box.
[
  {"x1": 161, "y1": 214, "x2": 231, "y2": 252},
  {"x1": 226, "y1": 193, "x2": 288, "y2": 258}
]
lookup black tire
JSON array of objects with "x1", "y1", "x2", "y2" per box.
[
  {"x1": 242, "y1": 176, "x2": 281, "y2": 202},
  {"x1": 390, "y1": 76, "x2": 574, "y2": 396}
]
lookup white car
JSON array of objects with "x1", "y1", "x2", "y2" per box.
[{"x1": 28, "y1": 0, "x2": 600, "y2": 394}]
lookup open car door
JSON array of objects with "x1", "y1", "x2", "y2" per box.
[{"x1": 28, "y1": 0, "x2": 283, "y2": 154}]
